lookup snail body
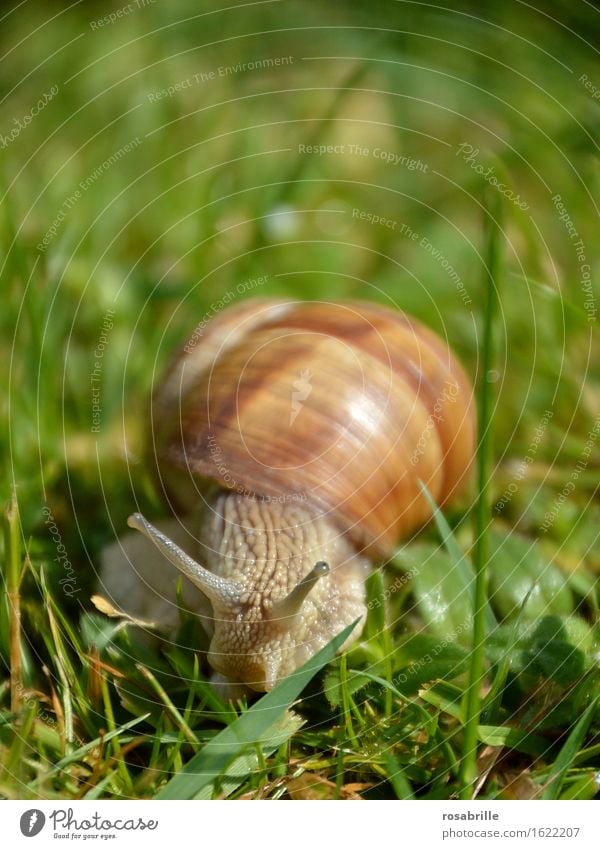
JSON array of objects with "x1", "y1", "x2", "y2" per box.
[{"x1": 102, "y1": 299, "x2": 475, "y2": 695}]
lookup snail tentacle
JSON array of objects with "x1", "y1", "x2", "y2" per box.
[
  {"x1": 127, "y1": 512, "x2": 242, "y2": 607},
  {"x1": 268, "y1": 560, "x2": 330, "y2": 622}
]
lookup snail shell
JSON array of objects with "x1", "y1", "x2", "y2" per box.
[
  {"x1": 103, "y1": 299, "x2": 475, "y2": 695},
  {"x1": 153, "y1": 299, "x2": 475, "y2": 558}
]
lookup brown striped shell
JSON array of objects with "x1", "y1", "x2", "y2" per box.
[{"x1": 151, "y1": 299, "x2": 475, "y2": 560}]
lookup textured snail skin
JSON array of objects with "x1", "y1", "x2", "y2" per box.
[
  {"x1": 197, "y1": 493, "x2": 369, "y2": 692},
  {"x1": 101, "y1": 299, "x2": 475, "y2": 696},
  {"x1": 101, "y1": 493, "x2": 369, "y2": 695}
]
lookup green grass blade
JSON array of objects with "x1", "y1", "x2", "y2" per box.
[
  {"x1": 155, "y1": 619, "x2": 359, "y2": 799},
  {"x1": 381, "y1": 751, "x2": 415, "y2": 799},
  {"x1": 559, "y1": 772, "x2": 599, "y2": 800},
  {"x1": 136, "y1": 663, "x2": 199, "y2": 746},
  {"x1": 481, "y1": 585, "x2": 535, "y2": 724},
  {"x1": 541, "y1": 696, "x2": 599, "y2": 800},
  {"x1": 27, "y1": 714, "x2": 150, "y2": 788},
  {"x1": 459, "y1": 189, "x2": 502, "y2": 799},
  {"x1": 194, "y1": 713, "x2": 303, "y2": 799},
  {"x1": 477, "y1": 724, "x2": 547, "y2": 758},
  {"x1": 3, "y1": 490, "x2": 23, "y2": 712}
]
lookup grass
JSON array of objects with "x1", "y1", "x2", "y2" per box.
[
  {"x1": 459, "y1": 189, "x2": 502, "y2": 798},
  {"x1": 1, "y1": 0, "x2": 599, "y2": 800}
]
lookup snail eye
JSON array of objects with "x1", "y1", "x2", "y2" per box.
[{"x1": 268, "y1": 561, "x2": 330, "y2": 621}]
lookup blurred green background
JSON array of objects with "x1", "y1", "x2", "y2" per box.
[
  {"x1": 0, "y1": 0, "x2": 599, "y2": 799},
  {"x1": 2, "y1": 1, "x2": 598, "y2": 525}
]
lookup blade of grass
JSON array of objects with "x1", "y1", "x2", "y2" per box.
[
  {"x1": 339, "y1": 654, "x2": 358, "y2": 748},
  {"x1": 82, "y1": 770, "x2": 119, "y2": 800},
  {"x1": 136, "y1": 663, "x2": 198, "y2": 746},
  {"x1": 481, "y1": 585, "x2": 535, "y2": 724},
  {"x1": 156, "y1": 619, "x2": 358, "y2": 799},
  {"x1": 99, "y1": 670, "x2": 134, "y2": 794},
  {"x1": 367, "y1": 569, "x2": 394, "y2": 717},
  {"x1": 541, "y1": 696, "x2": 599, "y2": 800},
  {"x1": 358, "y1": 671, "x2": 460, "y2": 778},
  {"x1": 477, "y1": 724, "x2": 547, "y2": 758},
  {"x1": 194, "y1": 713, "x2": 304, "y2": 799},
  {"x1": 381, "y1": 751, "x2": 415, "y2": 799},
  {"x1": 27, "y1": 714, "x2": 150, "y2": 787},
  {"x1": 559, "y1": 771, "x2": 599, "y2": 800},
  {"x1": 5, "y1": 699, "x2": 37, "y2": 786},
  {"x1": 39, "y1": 569, "x2": 77, "y2": 749},
  {"x1": 163, "y1": 646, "x2": 238, "y2": 725},
  {"x1": 459, "y1": 190, "x2": 502, "y2": 799},
  {"x1": 573, "y1": 740, "x2": 600, "y2": 767},
  {"x1": 3, "y1": 490, "x2": 22, "y2": 713}
]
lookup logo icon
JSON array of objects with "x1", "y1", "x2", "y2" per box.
[
  {"x1": 20, "y1": 810, "x2": 45, "y2": 837},
  {"x1": 290, "y1": 369, "x2": 313, "y2": 425}
]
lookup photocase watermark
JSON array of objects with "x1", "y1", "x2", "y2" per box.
[
  {"x1": 290, "y1": 369, "x2": 312, "y2": 425},
  {"x1": 257, "y1": 492, "x2": 307, "y2": 504},
  {"x1": 540, "y1": 415, "x2": 600, "y2": 532},
  {"x1": 37, "y1": 137, "x2": 143, "y2": 252},
  {"x1": 410, "y1": 379, "x2": 461, "y2": 466},
  {"x1": 352, "y1": 208, "x2": 472, "y2": 307},
  {"x1": 420, "y1": 236, "x2": 472, "y2": 306},
  {"x1": 299, "y1": 142, "x2": 428, "y2": 172},
  {"x1": 14, "y1": 682, "x2": 85, "y2": 749},
  {"x1": 20, "y1": 807, "x2": 159, "y2": 838},
  {"x1": 184, "y1": 274, "x2": 269, "y2": 353},
  {"x1": 391, "y1": 617, "x2": 471, "y2": 688},
  {"x1": 41, "y1": 506, "x2": 80, "y2": 597},
  {"x1": 206, "y1": 435, "x2": 307, "y2": 504},
  {"x1": 49, "y1": 808, "x2": 158, "y2": 834},
  {"x1": 367, "y1": 568, "x2": 417, "y2": 611},
  {"x1": 147, "y1": 56, "x2": 294, "y2": 101},
  {"x1": 91, "y1": 309, "x2": 116, "y2": 433},
  {"x1": 495, "y1": 409, "x2": 553, "y2": 512},
  {"x1": 20, "y1": 809, "x2": 46, "y2": 837},
  {"x1": 90, "y1": 0, "x2": 156, "y2": 29},
  {"x1": 15, "y1": 683, "x2": 53, "y2": 727},
  {"x1": 456, "y1": 143, "x2": 529, "y2": 211},
  {"x1": 207, "y1": 435, "x2": 251, "y2": 497},
  {"x1": 579, "y1": 73, "x2": 600, "y2": 101},
  {"x1": 551, "y1": 193, "x2": 596, "y2": 322},
  {"x1": 352, "y1": 207, "x2": 400, "y2": 230},
  {"x1": 0, "y1": 85, "x2": 58, "y2": 149}
]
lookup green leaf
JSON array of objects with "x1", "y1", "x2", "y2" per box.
[
  {"x1": 520, "y1": 615, "x2": 589, "y2": 688},
  {"x1": 393, "y1": 634, "x2": 470, "y2": 693},
  {"x1": 488, "y1": 528, "x2": 573, "y2": 620},
  {"x1": 418, "y1": 481, "x2": 496, "y2": 633},
  {"x1": 477, "y1": 724, "x2": 547, "y2": 757},
  {"x1": 155, "y1": 619, "x2": 358, "y2": 799},
  {"x1": 482, "y1": 583, "x2": 537, "y2": 723},
  {"x1": 541, "y1": 696, "x2": 599, "y2": 800},
  {"x1": 395, "y1": 544, "x2": 473, "y2": 645}
]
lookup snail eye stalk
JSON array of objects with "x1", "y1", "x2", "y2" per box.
[
  {"x1": 127, "y1": 513, "x2": 242, "y2": 606},
  {"x1": 268, "y1": 560, "x2": 330, "y2": 621}
]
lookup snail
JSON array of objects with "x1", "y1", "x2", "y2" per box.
[{"x1": 101, "y1": 299, "x2": 475, "y2": 697}]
